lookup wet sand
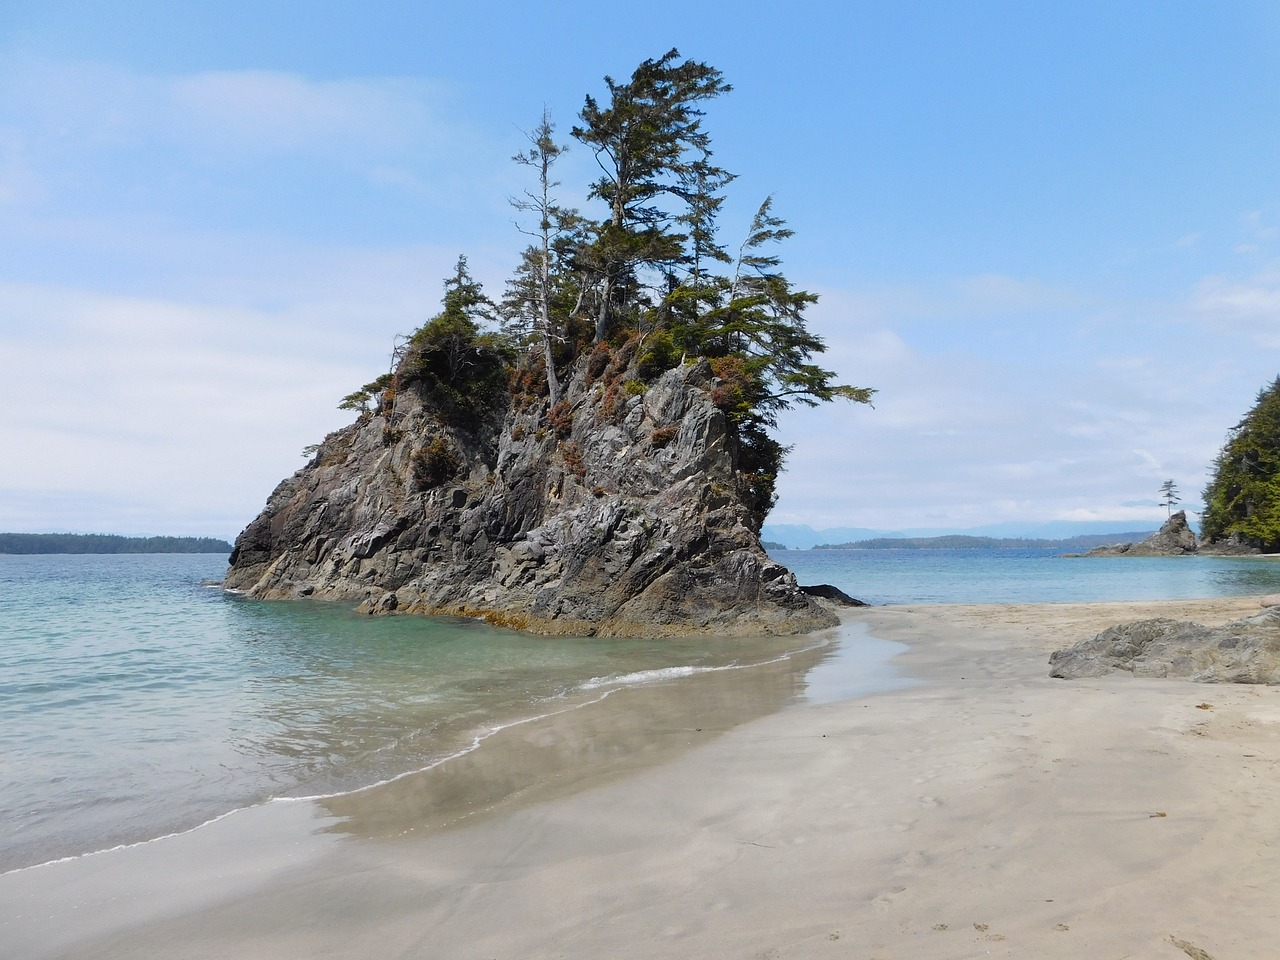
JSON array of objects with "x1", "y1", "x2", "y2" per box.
[{"x1": 5, "y1": 596, "x2": 1278, "y2": 959}]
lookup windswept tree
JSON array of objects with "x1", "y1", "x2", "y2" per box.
[
  {"x1": 1158, "y1": 479, "x2": 1181, "y2": 517},
  {"x1": 403, "y1": 256, "x2": 510, "y2": 425},
  {"x1": 665, "y1": 197, "x2": 873, "y2": 525},
  {"x1": 506, "y1": 110, "x2": 572, "y2": 406},
  {"x1": 1202, "y1": 376, "x2": 1280, "y2": 548},
  {"x1": 341, "y1": 52, "x2": 873, "y2": 531},
  {"x1": 572, "y1": 48, "x2": 732, "y2": 343}
]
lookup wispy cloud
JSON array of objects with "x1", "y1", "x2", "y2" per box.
[
  {"x1": 0, "y1": 56, "x2": 467, "y2": 201},
  {"x1": 771, "y1": 264, "x2": 1271, "y2": 530},
  {"x1": 0, "y1": 281, "x2": 391, "y2": 537},
  {"x1": 168, "y1": 70, "x2": 440, "y2": 157},
  {"x1": 1189, "y1": 263, "x2": 1280, "y2": 348}
]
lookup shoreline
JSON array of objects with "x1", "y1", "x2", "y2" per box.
[{"x1": 5, "y1": 595, "x2": 1277, "y2": 958}]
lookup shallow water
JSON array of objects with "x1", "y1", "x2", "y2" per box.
[
  {"x1": 772, "y1": 546, "x2": 1280, "y2": 605},
  {"x1": 4, "y1": 546, "x2": 1277, "y2": 873},
  {"x1": 0, "y1": 554, "x2": 820, "y2": 871}
]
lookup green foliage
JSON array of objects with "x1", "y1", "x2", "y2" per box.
[
  {"x1": 402, "y1": 256, "x2": 513, "y2": 427},
  {"x1": 636, "y1": 330, "x2": 680, "y2": 381},
  {"x1": 339, "y1": 53, "x2": 876, "y2": 531},
  {"x1": 572, "y1": 49, "x2": 732, "y2": 343},
  {"x1": 1202, "y1": 377, "x2": 1280, "y2": 548},
  {"x1": 0, "y1": 533, "x2": 230, "y2": 554}
]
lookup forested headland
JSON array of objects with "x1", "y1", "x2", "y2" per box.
[
  {"x1": 0, "y1": 533, "x2": 232, "y2": 554},
  {"x1": 1202, "y1": 376, "x2": 1280, "y2": 551},
  {"x1": 813, "y1": 533, "x2": 1158, "y2": 551}
]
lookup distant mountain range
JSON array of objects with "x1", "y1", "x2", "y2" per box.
[{"x1": 761, "y1": 520, "x2": 1170, "y2": 550}]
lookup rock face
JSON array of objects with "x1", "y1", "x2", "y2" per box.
[
  {"x1": 1074, "y1": 511, "x2": 1199, "y2": 557},
  {"x1": 224, "y1": 357, "x2": 836, "y2": 637},
  {"x1": 1049, "y1": 608, "x2": 1280, "y2": 683}
]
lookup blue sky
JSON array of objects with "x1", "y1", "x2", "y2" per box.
[{"x1": 2, "y1": 1, "x2": 1279, "y2": 538}]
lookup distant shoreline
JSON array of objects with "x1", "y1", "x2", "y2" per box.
[
  {"x1": 802, "y1": 532, "x2": 1159, "y2": 551},
  {"x1": 0, "y1": 533, "x2": 231, "y2": 554}
]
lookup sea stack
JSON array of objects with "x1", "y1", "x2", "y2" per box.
[
  {"x1": 1075, "y1": 510, "x2": 1199, "y2": 557},
  {"x1": 224, "y1": 350, "x2": 836, "y2": 637}
]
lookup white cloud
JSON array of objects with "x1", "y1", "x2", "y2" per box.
[
  {"x1": 0, "y1": 55, "x2": 464, "y2": 198},
  {"x1": 769, "y1": 264, "x2": 1273, "y2": 532},
  {"x1": 0, "y1": 281, "x2": 389, "y2": 538},
  {"x1": 167, "y1": 70, "x2": 438, "y2": 157}
]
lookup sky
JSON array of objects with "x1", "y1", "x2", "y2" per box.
[{"x1": 2, "y1": 1, "x2": 1279, "y2": 540}]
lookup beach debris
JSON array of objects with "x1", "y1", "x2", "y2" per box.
[
  {"x1": 1169, "y1": 936, "x2": 1215, "y2": 960},
  {"x1": 1048, "y1": 608, "x2": 1280, "y2": 684},
  {"x1": 1150, "y1": 811, "x2": 1167, "y2": 818},
  {"x1": 1195, "y1": 702, "x2": 1213, "y2": 710}
]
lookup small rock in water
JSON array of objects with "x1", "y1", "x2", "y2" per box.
[{"x1": 799, "y1": 584, "x2": 868, "y2": 606}]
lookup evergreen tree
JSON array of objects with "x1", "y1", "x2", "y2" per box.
[
  {"x1": 572, "y1": 49, "x2": 731, "y2": 343},
  {"x1": 1158, "y1": 479, "x2": 1181, "y2": 517},
  {"x1": 1202, "y1": 377, "x2": 1280, "y2": 548},
  {"x1": 507, "y1": 110, "x2": 572, "y2": 405},
  {"x1": 403, "y1": 257, "x2": 509, "y2": 425},
  {"x1": 338, "y1": 52, "x2": 876, "y2": 530}
]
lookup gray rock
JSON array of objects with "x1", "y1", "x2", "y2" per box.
[
  {"x1": 224, "y1": 357, "x2": 836, "y2": 637},
  {"x1": 799, "y1": 584, "x2": 868, "y2": 607},
  {"x1": 1073, "y1": 511, "x2": 1199, "y2": 557},
  {"x1": 1049, "y1": 607, "x2": 1280, "y2": 683}
]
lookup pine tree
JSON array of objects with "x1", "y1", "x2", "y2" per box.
[
  {"x1": 1202, "y1": 377, "x2": 1280, "y2": 548},
  {"x1": 572, "y1": 49, "x2": 731, "y2": 343},
  {"x1": 507, "y1": 111, "x2": 572, "y2": 406}
]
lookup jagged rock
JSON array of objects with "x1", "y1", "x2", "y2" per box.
[
  {"x1": 799, "y1": 584, "x2": 868, "y2": 607},
  {"x1": 1073, "y1": 511, "x2": 1199, "y2": 557},
  {"x1": 1049, "y1": 607, "x2": 1280, "y2": 683},
  {"x1": 224, "y1": 357, "x2": 836, "y2": 637}
]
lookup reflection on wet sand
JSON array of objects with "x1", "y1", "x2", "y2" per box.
[{"x1": 320, "y1": 640, "x2": 830, "y2": 839}]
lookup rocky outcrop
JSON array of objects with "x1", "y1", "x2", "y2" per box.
[
  {"x1": 799, "y1": 584, "x2": 868, "y2": 607},
  {"x1": 1049, "y1": 607, "x2": 1280, "y2": 683},
  {"x1": 1071, "y1": 511, "x2": 1199, "y2": 557},
  {"x1": 224, "y1": 355, "x2": 836, "y2": 637}
]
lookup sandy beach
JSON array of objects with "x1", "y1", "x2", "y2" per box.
[{"x1": 5, "y1": 595, "x2": 1278, "y2": 959}]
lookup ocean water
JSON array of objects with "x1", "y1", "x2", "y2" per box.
[
  {"x1": 773, "y1": 546, "x2": 1280, "y2": 605},
  {"x1": 0, "y1": 554, "x2": 821, "y2": 872},
  {"x1": 4, "y1": 547, "x2": 1279, "y2": 874}
]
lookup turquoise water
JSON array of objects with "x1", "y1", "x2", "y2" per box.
[
  {"x1": 0, "y1": 554, "x2": 815, "y2": 872},
  {"x1": 772, "y1": 547, "x2": 1280, "y2": 605},
  {"x1": 4, "y1": 547, "x2": 1279, "y2": 874}
]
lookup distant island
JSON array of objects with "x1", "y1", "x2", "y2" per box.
[
  {"x1": 0, "y1": 533, "x2": 232, "y2": 555},
  {"x1": 810, "y1": 533, "x2": 1159, "y2": 551}
]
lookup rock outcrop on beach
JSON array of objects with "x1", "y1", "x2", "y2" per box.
[
  {"x1": 1049, "y1": 607, "x2": 1280, "y2": 683},
  {"x1": 224, "y1": 354, "x2": 837, "y2": 637},
  {"x1": 799, "y1": 584, "x2": 868, "y2": 607},
  {"x1": 1070, "y1": 511, "x2": 1199, "y2": 557}
]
